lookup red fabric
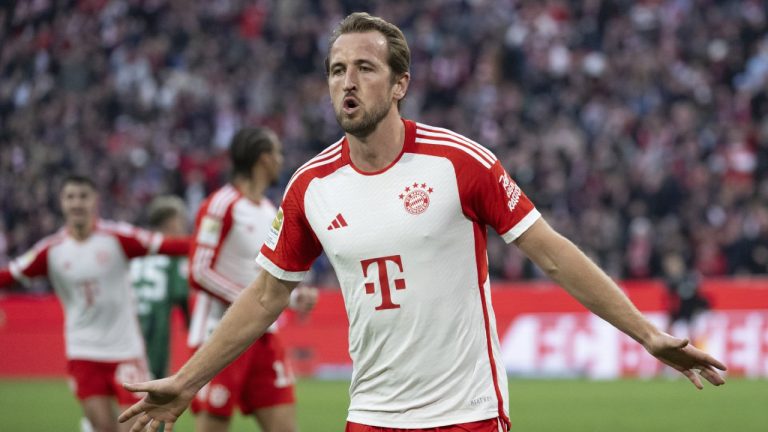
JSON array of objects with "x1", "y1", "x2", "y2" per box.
[
  {"x1": 67, "y1": 358, "x2": 148, "y2": 405},
  {"x1": 345, "y1": 418, "x2": 503, "y2": 432},
  {"x1": 0, "y1": 269, "x2": 15, "y2": 288},
  {"x1": 157, "y1": 236, "x2": 191, "y2": 256},
  {"x1": 190, "y1": 332, "x2": 295, "y2": 416}
]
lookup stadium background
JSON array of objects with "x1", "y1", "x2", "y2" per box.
[{"x1": 1, "y1": 0, "x2": 767, "y2": 431}]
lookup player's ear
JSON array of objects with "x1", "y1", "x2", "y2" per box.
[{"x1": 393, "y1": 72, "x2": 410, "y2": 101}]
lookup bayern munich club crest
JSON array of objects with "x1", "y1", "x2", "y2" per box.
[{"x1": 399, "y1": 182, "x2": 434, "y2": 215}]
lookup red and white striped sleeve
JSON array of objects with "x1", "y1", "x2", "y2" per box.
[
  {"x1": 415, "y1": 122, "x2": 540, "y2": 242},
  {"x1": 256, "y1": 141, "x2": 340, "y2": 282},
  {"x1": 189, "y1": 187, "x2": 243, "y2": 303}
]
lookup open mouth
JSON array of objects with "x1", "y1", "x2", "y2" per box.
[{"x1": 343, "y1": 96, "x2": 359, "y2": 113}]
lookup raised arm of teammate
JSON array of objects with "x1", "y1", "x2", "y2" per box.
[
  {"x1": 515, "y1": 218, "x2": 727, "y2": 389},
  {"x1": 118, "y1": 271, "x2": 297, "y2": 432}
]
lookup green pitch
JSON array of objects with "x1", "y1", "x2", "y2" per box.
[{"x1": 0, "y1": 378, "x2": 765, "y2": 431}]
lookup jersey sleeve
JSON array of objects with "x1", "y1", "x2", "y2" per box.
[
  {"x1": 461, "y1": 159, "x2": 540, "y2": 243},
  {"x1": 6, "y1": 240, "x2": 50, "y2": 285},
  {"x1": 256, "y1": 183, "x2": 323, "y2": 282},
  {"x1": 109, "y1": 221, "x2": 165, "y2": 258},
  {"x1": 189, "y1": 199, "x2": 242, "y2": 303},
  {"x1": 156, "y1": 236, "x2": 191, "y2": 256}
]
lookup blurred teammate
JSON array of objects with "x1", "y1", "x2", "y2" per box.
[
  {"x1": 120, "y1": 13, "x2": 726, "y2": 432},
  {"x1": 131, "y1": 196, "x2": 191, "y2": 380},
  {"x1": 186, "y1": 127, "x2": 317, "y2": 432},
  {"x1": 0, "y1": 175, "x2": 189, "y2": 432}
]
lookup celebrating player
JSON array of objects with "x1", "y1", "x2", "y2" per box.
[
  {"x1": 0, "y1": 175, "x2": 189, "y2": 432},
  {"x1": 186, "y1": 127, "x2": 317, "y2": 432},
  {"x1": 119, "y1": 13, "x2": 726, "y2": 432}
]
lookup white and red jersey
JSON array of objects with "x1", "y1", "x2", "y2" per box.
[
  {"x1": 257, "y1": 119, "x2": 540, "y2": 428},
  {"x1": 188, "y1": 184, "x2": 278, "y2": 347},
  {"x1": 5, "y1": 220, "x2": 182, "y2": 361}
]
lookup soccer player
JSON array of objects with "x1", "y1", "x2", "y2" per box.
[
  {"x1": 131, "y1": 195, "x2": 190, "y2": 380},
  {"x1": 119, "y1": 13, "x2": 726, "y2": 432},
  {"x1": 0, "y1": 175, "x2": 189, "y2": 432},
  {"x1": 186, "y1": 127, "x2": 318, "y2": 432}
]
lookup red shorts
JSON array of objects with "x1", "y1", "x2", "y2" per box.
[
  {"x1": 345, "y1": 418, "x2": 506, "y2": 432},
  {"x1": 191, "y1": 332, "x2": 295, "y2": 417},
  {"x1": 67, "y1": 358, "x2": 149, "y2": 405}
]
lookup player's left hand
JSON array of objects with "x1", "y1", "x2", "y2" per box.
[
  {"x1": 644, "y1": 332, "x2": 727, "y2": 389},
  {"x1": 289, "y1": 285, "x2": 319, "y2": 315}
]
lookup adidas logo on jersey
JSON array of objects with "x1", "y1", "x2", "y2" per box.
[{"x1": 327, "y1": 213, "x2": 348, "y2": 230}]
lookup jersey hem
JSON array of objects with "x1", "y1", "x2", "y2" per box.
[
  {"x1": 500, "y1": 209, "x2": 541, "y2": 243},
  {"x1": 255, "y1": 254, "x2": 307, "y2": 282},
  {"x1": 346, "y1": 411, "x2": 501, "y2": 429},
  {"x1": 66, "y1": 350, "x2": 145, "y2": 362}
]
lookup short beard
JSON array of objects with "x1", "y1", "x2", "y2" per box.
[{"x1": 336, "y1": 102, "x2": 391, "y2": 138}]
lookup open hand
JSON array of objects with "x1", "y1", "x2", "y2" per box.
[
  {"x1": 118, "y1": 376, "x2": 195, "y2": 432},
  {"x1": 645, "y1": 332, "x2": 727, "y2": 389}
]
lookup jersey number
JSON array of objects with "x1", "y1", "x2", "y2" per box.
[
  {"x1": 130, "y1": 256, "x2": 171, "y2": 309},
  {"x1": 273, "y1": 360, "x2": 294, "y2": 388},
  {"x1": 360, "y1": 255, "x2": 407, "y2": 311}
]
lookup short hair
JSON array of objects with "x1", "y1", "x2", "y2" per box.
[
  {"x1": 325, "y1": 12, "x2": 411, "y2": 87},
  {"x1": 147, "y1": 195, "x2": 186, "y2": 229},
  {"x1": 229, "y1": 127, "x2": 276, "y2": 178},
  {"x1": 60, "y1": 174, "x2": 97, "y2": 192}
]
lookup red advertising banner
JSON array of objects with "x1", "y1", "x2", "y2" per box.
[{"x1": 1, "y1": 279, "x2": 767, "y2": 378}]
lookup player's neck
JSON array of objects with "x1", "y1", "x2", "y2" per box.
[
  {"x1": 66, "y1": 221, "x2": 93, "y2": 241},
  {"x1": 233, "y1": 176, "x2": 265, "y2": 203},
  {"x1": 347, "y1": 113, "x2": 405, "y2": 172}
]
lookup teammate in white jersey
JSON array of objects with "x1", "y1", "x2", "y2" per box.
[
  {"x1": 120, "y1": 13, "x2": 726, "y2": 432},
  {"x1": 0, "y1": 175, "x2": 190, "y2": 432},
  {"x1": 187, "y1": 127, "x2": 317, "y2": 432}
]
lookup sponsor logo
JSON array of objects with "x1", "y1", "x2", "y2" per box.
[
  {"x1": 361, "y1": 255, "x2": 406, "y2": 310},
  {"x1": 399, "y1": 182, "x2": 433, "y2": 215},
  {"x1": 498, "y1": 173, "x2": 522, "y2": 212},
  {"x1": 327, "y1": 213, "x2": 348, "y2": 230},
  {"x1": 470, "y1": 396, "x2": 494, "y2": 407}
]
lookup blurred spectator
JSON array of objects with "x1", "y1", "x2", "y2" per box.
[
  {"x1": 662, "y1": 251, "x2": 711, "y2": 343},
  {"x1": 1, "y1": 0, "x2": 767, "y2": 288}
]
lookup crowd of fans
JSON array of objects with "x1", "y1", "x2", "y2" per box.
[{"x1": 1, "y1": 0, "x2": 767, "y2": 288}]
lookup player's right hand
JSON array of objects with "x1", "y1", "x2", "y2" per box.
[{"x1": 119, "y1": 376, "x2": 194, "y2": 432}]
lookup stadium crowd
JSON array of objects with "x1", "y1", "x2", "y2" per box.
[{"x1": 1, "y1": 0, "x2": 767, "y2": 288}]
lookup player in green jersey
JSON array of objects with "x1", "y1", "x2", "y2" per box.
[{"x1": 131, "y1": 195, "x2": 190, "y2": 380}]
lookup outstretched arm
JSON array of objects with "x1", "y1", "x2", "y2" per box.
[
  {"x1": 118, "y1": 271, "x2": 298, "y2": 431},
  {"x1": 514, "y1": 218, "x2": 726, "y2": 389}
]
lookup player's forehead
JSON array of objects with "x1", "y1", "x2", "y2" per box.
[
  {"x1": 61, "y1": 182, "x2": 96, "y2": 196},
  {"x1": 329, "y1": 31, "x2": 389, "y2": 66}
]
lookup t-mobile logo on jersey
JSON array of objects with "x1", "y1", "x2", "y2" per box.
[{"x1": 360, "y1": 255, "x2": 406, "y2": 310}]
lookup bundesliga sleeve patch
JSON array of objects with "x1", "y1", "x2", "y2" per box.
[
  {"x1": 197, "y1": 216, "x2": 222, "y2": 247},
  {"x1": 264, "y1": 207, "x2": 284, "y2": 250}
]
